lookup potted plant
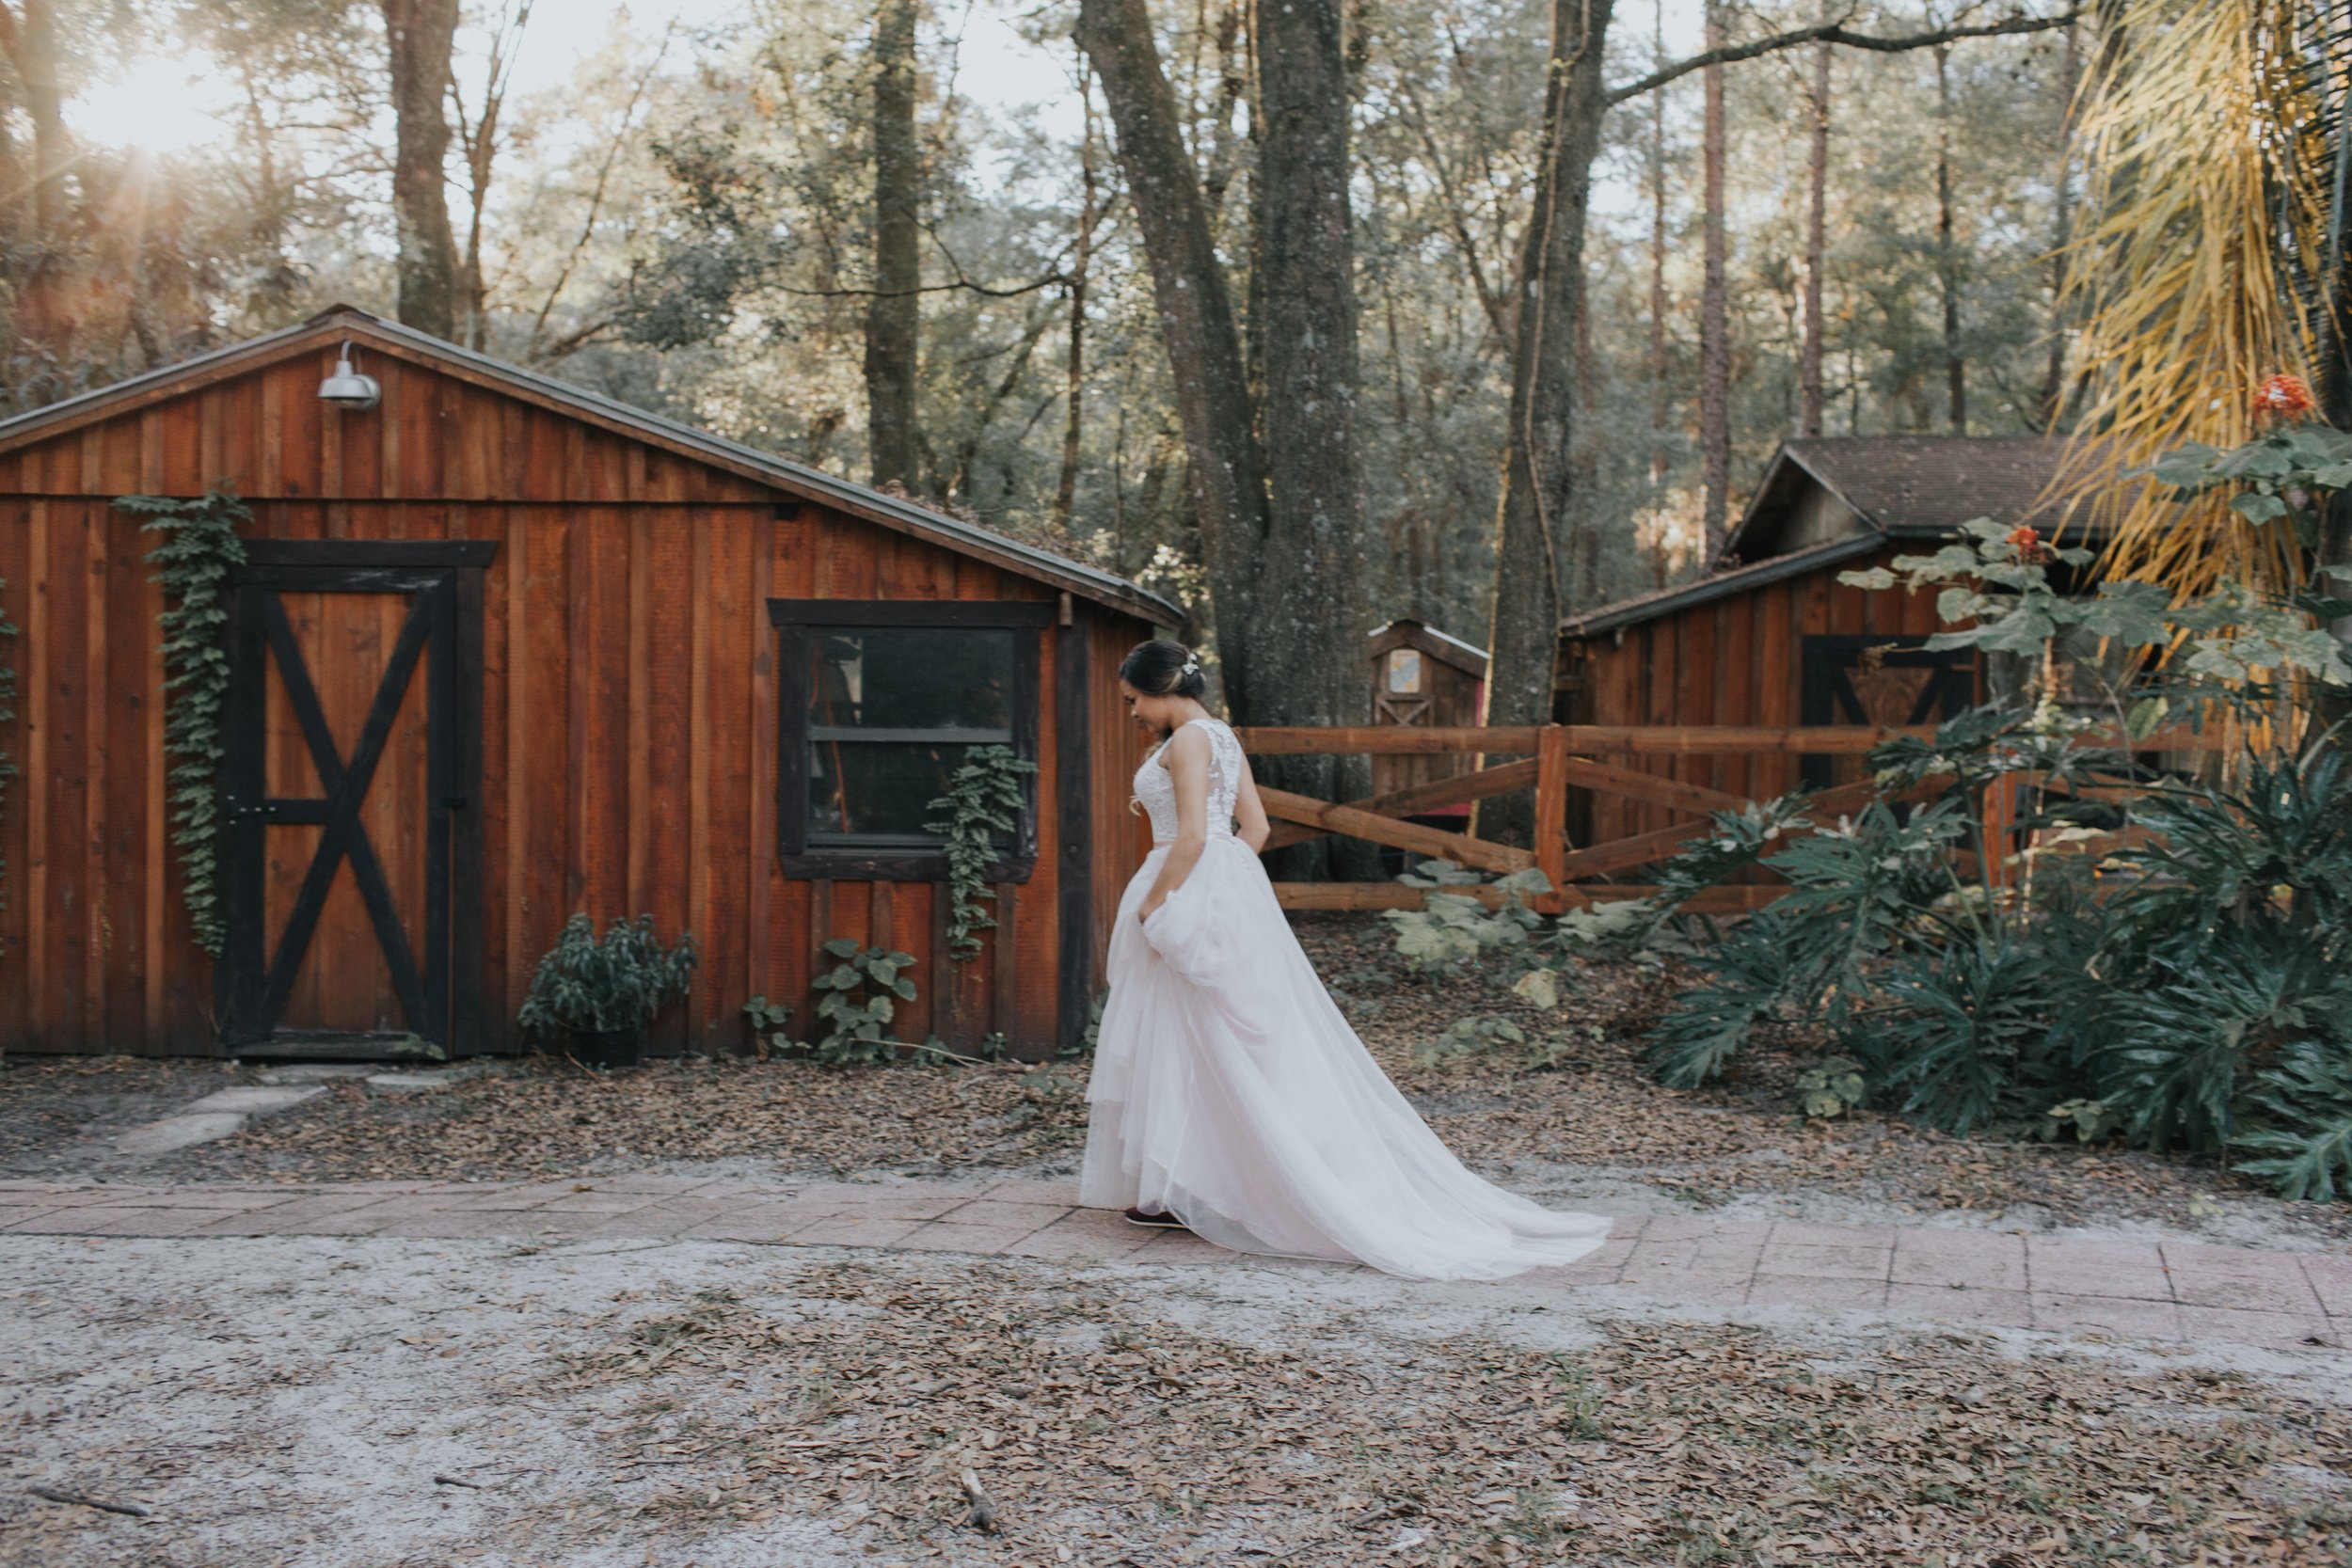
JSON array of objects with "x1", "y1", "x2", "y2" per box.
[{"x1": 516, "y1": 913, "x2": 699, "y2": 1069}]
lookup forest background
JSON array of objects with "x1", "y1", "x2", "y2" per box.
[{"x1": 0, "y1": 0, "x2": 2083, "y2": 863}]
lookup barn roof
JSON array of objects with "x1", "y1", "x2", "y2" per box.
[
  {"x1": 1557, "y1": 532, "x2": 1887, "y2": 641},
  {"x1": 1721, "y1": 434, "x2": 2081, "y2": 564},
  {"x1": 0, "y1": 304, "x2": 1183, "y2": 626}
]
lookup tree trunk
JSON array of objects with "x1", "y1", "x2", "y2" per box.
[
  {"x1": 382, "y1": 0, "x2": 461, "y2": 340},
  {"x1": 1935, "y1": 42, "x2": 1964, "y2": 434},
  {"x1": 1082, "y1": 0, "x2": 1378, "y2": 878},
  {"x1": 1251, "y1": 0, "x2": 1378, "y2": 876},
  {"x1": 866, "y1": 0, "x2": 922, "y2": 490},
  {"x1": 1799, "y1": 35, "x2": 1831, "y2": 439},
  {"x1": 1055, "y1": 58, "x2": 1101, "y2": 531},
  {"x1": 2039, "y1": 18, "x2": 2079, "y2": 429},
  {"x1": 1078, "y1": 0, "x2": 1267, "y2": 645},
  {"x1": 1698, "y1": 0, "x2": 1730, "y2": 559},
  {"x1": 1646, "y1": 0, "x2": 1670, "y2": 592},
  {"x1": 1478, "y1": 0, "x2": 1616, "y2": 848}
]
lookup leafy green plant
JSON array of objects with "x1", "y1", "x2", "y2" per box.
[
  {"x1": 2037, "y1": 1100, "x2": 2122, "y2": 1146},
  {"x1": 923, "y1": 745, "x2": 1037, "y2": 961},
  {"x1": 1415, "y1": 1013, "x2": 1526, "y2": 1067},
  {"x1": 1640, "y1": 496, "x2": 2352, "y2": 1200},
  {"x1": 2233, "y1": 1040, "x2": 2352, "y2": 1202},
  {"x1": 742, "y1": 995, "x2": 796, "y2": 1059},
  {"x1": 120, "y1": 489, "x2": 250, "y2": 955},
  {"x1": 808, "y1": 938, "x2": 920, "y2": 1064},
  {"x1": 1851, "y1": 934, "x2": 2094, "y2": 1139},
  {"x1": 1060, "y1": 992, "x2": 1104, "y2": 1060},
  {"x1": 516, "y1": 913, "x2": 699, "y2": 1036},
  {"x1": 1381, "y1": 861, "x2": 1549, "y2": 976},
  {"x1": 1792, "y1": 1055, "x2": 1867, "y2": 1120}
]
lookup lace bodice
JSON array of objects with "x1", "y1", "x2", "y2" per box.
[{"x1": 1133, "y1": 717, "x2": 1244, "y2": 844}]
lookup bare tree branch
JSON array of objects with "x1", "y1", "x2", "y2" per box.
[{"x1": 1605, "y1": 7, "x2": 2078, "y2": 105}]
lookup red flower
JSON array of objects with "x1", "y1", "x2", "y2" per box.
[
  {"x1": 2255, "y1": 372, "x2": 2317, "y2": 420},
  {"x1": 2007, "y1": 524, "x2": 2051, "y2": 563}
]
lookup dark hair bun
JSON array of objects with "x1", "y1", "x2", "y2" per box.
[{"x1": 1119, "y1": 639, "x2": 1206, "y2": 700}]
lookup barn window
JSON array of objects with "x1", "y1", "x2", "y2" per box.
[
  {"x1": 767, "y1": 599, "x2": 1051, "y2": 879},
  {"x1": 1385, "y1": 647, "x2": 1424, "y2": 694}
]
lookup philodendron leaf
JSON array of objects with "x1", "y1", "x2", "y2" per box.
[{"x1": 1511, "y1": 969, "x2": 1564, "y2": 1010}]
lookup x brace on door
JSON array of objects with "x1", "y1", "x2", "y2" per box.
[{"x1": 223, "y1": 571, "x2": 453, "y2": 1042}]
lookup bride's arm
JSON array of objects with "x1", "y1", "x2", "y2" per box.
[
  {"x1": 1232, "y1": 749, "x2": 1270, "y2": 854},
  {"x1": 1136, "y1": 726, "x2": 1212, "y2": 922}
]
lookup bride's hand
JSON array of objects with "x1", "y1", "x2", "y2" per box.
[{"x1": 1137, "y1": 895, "x2": 1163, "y2": 925}]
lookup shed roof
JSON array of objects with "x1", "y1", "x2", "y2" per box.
[
  {"x1": 0, "y1": 304, "x2": 1183, "y2": 626},
  {"x1": 1368, "y1": 618, "x2": 1489, "y2": 676},
  {"x1": 1722, "y1": 434, "x2": 2082, "y2": 563},
  {"x1": 1557, "y1": 532, "x2": 1888, "y2": 641}
]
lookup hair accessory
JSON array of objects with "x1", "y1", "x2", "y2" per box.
[{"x1": 1180, "y1": 656, "x2": 1200, "y2": 678}]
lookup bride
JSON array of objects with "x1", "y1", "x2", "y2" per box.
[{"x1": 1078, "y1": 640, "x2": 1615, "y2": 1281}]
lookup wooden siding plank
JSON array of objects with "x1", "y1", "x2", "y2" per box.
[
  {"x1": 1718, "y1": 590, "x2": 1756, "y2": 805},
  {"x1": 1055, "y1": 604, "x2": 1094, "y2": 1055},
  {"x1": 1678, "y1": 604, "x2": 1718, "y2": 815},
  {"x1": 0, "y1": 505, "x2": 30, "y2": 1044},
  {"x1": 85, "y1": 504, "x2": 117, "y2": 1051},
  {"x1": 627, "y1": 508, "x2": 653, "y2": 920},
  {"x1": 766, "y1": 511, "x2": 810, "y2": 1031},
  {"x1": 687, "y1": 509, "x2": 715, "y2": 1046},
  {"x1": 35, "y1": 502, "x2": 87, "y2": 1048},
  {"x1": 521, "y1": 509, "x2": 572, "y2": 1021},
  {"x1": 704, "y1": 509, "x2": 754, "y2": 1052}
]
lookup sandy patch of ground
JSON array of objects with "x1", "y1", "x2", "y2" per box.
[{"x1": 4, "y1": 1233, "x2": 2348, "y2": 1567}]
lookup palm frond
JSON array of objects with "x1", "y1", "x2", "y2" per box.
[{"x1": 2057, "y1": 0, "x2": 2337, "y2": 609}]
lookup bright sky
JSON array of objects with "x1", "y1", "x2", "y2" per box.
[
  {"x1": 75, "y1": 0, "x2": 1100, "y2": 158},
  {"x1": 78, "y1": 0, "x2": 1714, "y2": 165}
]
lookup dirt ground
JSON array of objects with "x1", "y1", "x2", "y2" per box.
[
  {"x1": 6, "y1": 1232, "x2": 2349, "y2": 1568},
  {"x1": 5, "y1": 915, "x2": 2344, "y2": 1253}
]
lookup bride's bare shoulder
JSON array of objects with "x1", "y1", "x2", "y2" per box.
[{"x1": 1155, "y1": 721, "x2": 1212, "y2": 768}]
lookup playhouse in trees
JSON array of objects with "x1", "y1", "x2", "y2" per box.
[{"x1": 0, "y1": 305, "x2": 1179, "y2": 1061}]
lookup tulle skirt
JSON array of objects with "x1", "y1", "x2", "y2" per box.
[{"x1": 1079, "y1": 833, "x2": 1614, "y2": 1282}]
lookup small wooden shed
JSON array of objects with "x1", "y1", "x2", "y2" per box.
[
  {"x1": 0, "y1": 305, "x2": 1178, "y2": 1060},
  {"x1": 1366, "y1": 618, "x2": 1488, "y2": 817},
  {"x1": 1553, "y1": 436, "x2": 2085, "y2": 847}
]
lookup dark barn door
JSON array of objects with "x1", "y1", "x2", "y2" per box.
[
  {"x1": 218, "y1": 541, "x2": 493, "y2": 1054},
  {"x1": 1800, "y1": 635, "x2": 1976, "y2": 791}
]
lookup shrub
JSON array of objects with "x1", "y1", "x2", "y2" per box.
[
  {"x1": 516, "y1": 914, "x2": 699, "y2": 1036},
  {"x1": 1635, "y1": 497, "x2": 2352, "y2": 1200}
]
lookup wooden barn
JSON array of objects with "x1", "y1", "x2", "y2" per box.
[
  {"x1": 1552, "y1": 435, "x2": 2088, "y2": 848},
  {"x1": 0, "y1": 304, "x2": 1179, "y2": 1061}
]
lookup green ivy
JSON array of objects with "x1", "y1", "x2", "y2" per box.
[
  {"x1": 922, "y1": 744, "x2": 1038, "y2": 962},
  {"x1": 0, "y1": 578, "x2": 16, "y2": 915},
  {"x1": 118, "y1": 490, "x2": 250, "y2": 956},
  {"x1": 808, "y1": 938, "x2": 921, "y2": 1064}
]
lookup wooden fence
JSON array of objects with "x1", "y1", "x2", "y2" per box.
[{"x1": 1236, "y1": 723, "x2": 2188, "y2": 915}]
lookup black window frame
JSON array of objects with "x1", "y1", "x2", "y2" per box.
[{"x1": 767, "y1": 598, "x2": 1050, "y2": 881}]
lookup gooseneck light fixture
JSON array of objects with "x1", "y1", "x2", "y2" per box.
[{"x1": 317, "y1": 341, "x2": 381, "y2": 411}]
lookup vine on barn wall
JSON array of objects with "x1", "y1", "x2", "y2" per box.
[
  {"x1": 119, "y1": 490, "x2": 250, "y2": 957},
  {"x1": 923, "y1": 745, "x2": 1038, "y2": 961}
]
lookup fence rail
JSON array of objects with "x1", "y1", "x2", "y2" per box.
[{"x1": 1243, "y1": 722, "x2": 2199, "y2": 915}]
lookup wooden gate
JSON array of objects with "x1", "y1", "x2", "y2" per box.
[{"x1": 218, "y1": 541, "x2": 491, "y2": 1054}]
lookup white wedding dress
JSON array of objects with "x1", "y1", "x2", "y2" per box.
[{"x1": 1079, "y1": 716, "x2": 1614, "y2": 1281}]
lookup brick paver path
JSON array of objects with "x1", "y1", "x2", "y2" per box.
[{"x1": 4, "y1": 1177, "x2": 2343, "y2": 1354}]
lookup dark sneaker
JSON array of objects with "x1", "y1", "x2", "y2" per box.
[{"x1": 1124, "y1": 1207, "x2": 1189, "y2": 1229}]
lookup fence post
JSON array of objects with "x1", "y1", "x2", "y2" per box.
[{"x1": 1535, "y1": 724, "x2": 1569, "y2": 915}]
